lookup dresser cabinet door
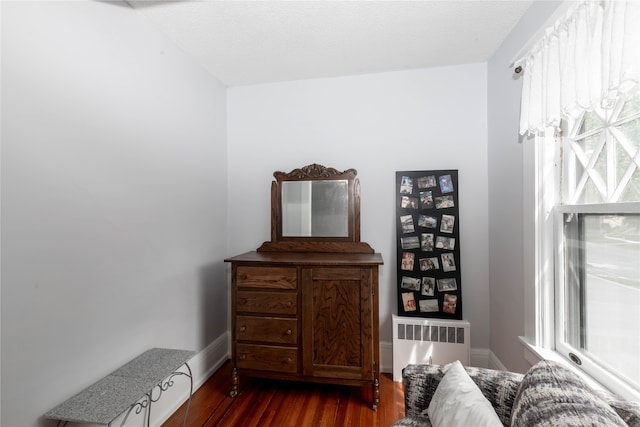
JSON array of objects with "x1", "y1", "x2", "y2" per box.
[{"x1": 301, "y1": 267, "x2": 374, "y2": 380}]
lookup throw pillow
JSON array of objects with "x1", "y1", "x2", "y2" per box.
[
  {"x1": 510, "y1": 360, "x2": 627, "y2": 427},
  {"x1": 427, "y1": 360, "x2": 502, "y2": 427}
]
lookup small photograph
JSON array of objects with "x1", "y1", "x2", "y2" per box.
[
  {"x1": 400, "y1": 176, "x2": 414, "y2": 194},
  {"x1": 401, "y1": 196, "x2": 419, "y2": 209},
  {"x1": 443, "y1": 293, "x2": 458, "y2": 314},
  {"x1": 437, "y1": 278, "x2": 458, "y2": 292},
  {"x1": 422, "y1": 277, "x2": 435, "y2": 296},
  {"x1": 441, "y1": 253, "x2": 456, "y2": 272},
  {"x1": 401, "y1": 252, "x2": 415, "y2": 271},
  {"x1": 419, "y1": 191, "x2": 434, "y2": 209},
  {"x1": 402, "y1": 292, "x2": 417, "y2": 312},
  {"x1": 419, "y1": 257, "x2": 440, "y2": 271},
  {"x1": 400, "y1": 215, "x2": 415, "y2": 233},
  {"x1": 435, "y1": 195, "x2": 455, "y2": 209},
  {"x1": 401, "y1": 276, "x2": 421, "y2": 291},
  {"x1": 401, "y1": 236, "x2": 420, "y2": 250},
  {"x1": 418, "y1": 215, "x2": 438, "y2": 229},
  {"x1": 439, "y1": 174, "x2": 454, "y2": 193},
  {"x1": 417, "y1": 175, "x2": 437, "y2": 189},
  {"x1": 419, "y1": 299, "x2": 439, "y2": 312},
  {"x1": 420, "y1": 233, "x2": 434, "y2": 251},
  {"x1": 440, "y1": 214, "x2": 455, "y2": 233},
  {"x1": 435, "y1": 236, "x2": 456, "y2": 250}
]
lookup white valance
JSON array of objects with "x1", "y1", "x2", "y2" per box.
[{"x1": 517, "y1": 0, "x2": 640, "y2": 135}]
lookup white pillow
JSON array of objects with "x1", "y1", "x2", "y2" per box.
[{"x1": 427, "y1": 360, "x2": 503, "y2": 427}]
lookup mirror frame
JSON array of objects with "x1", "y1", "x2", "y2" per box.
[
  {"x1": 258, "y1": 163, "x2": 374, "y2": 253},
  {"x1": 271, "y1": 163, "x2": 360, "y2": 243}
]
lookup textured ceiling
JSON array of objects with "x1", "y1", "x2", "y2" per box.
[{"x1": 126, "y1": 0, "x2": 534, "y2": 87}]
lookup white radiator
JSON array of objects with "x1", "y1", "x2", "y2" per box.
[{"x1": 392, "y1": 315, "x2": 470, "y2": 382}]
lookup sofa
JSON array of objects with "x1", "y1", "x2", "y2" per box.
[{"x1": 393, "y1": 359, "x2": 640, "y2": 427}]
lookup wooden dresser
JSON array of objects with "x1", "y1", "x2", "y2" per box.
[
  {"x1": 224, "y1": 163, "x2": 383, "y2": 409},
  {"x1": 225, "y1": 250, "x2": 383, "y2": 409}
]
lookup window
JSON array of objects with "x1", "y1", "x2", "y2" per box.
[
  {"x1": 517, "y1": 0, "x2": 640, "y2": 400},
  {"x1": 549, "y1": 94, "x2": 640, "y2": 396}
]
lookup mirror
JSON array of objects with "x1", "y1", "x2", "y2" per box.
[
  {"x1": 267, "y1": 163, "x2": 361, "y2": 243},
  {"x1": 281, "y1": 180, "x2": 349, "y2": 237}
]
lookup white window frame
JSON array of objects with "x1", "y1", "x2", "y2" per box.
[
  {"x1": 553, "y1": 202, "x2": 640, "y2": 399},
  {"x1": 534, "y1": 128, "x2": 559, "y2": 351},
  {"x1": 531, "y1": 115, "x2": 640, "y2": 401}
]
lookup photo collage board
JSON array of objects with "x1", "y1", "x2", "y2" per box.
[{"x1": 395, "y1": 170, "x2": 462, "y2": 319}]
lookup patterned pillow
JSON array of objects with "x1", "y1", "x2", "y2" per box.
[{"x1": 510, "y1": 360, "x2": 627, "y2": 427}]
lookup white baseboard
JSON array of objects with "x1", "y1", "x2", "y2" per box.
[
  {"x1": 470, "y1": 348, "x2": 507, "y2": 370},
  {"x1": 189, "y1": 332, "x2": 232, "y2": 390},
  {"x1": 488, "y1": 350, "x2": 507, "y2": 370},
  {"x1": 471, "y1": 348, "x2": 490, "y2": 368},
  {"x1": 380, "y1": 340, "x2": 392, "y2": 373}
]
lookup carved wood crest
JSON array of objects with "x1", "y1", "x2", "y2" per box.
[{"x1": 274, "y1": 163, "x2": 357, "y2": 181}]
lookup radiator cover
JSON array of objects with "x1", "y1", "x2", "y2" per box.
[{"x1": 392, "y1": 315, "x2": 470, "y2": 382}]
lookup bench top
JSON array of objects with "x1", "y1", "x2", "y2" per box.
[{"x1": 44, "y1": 348, "x2": 195, "y2": 425}]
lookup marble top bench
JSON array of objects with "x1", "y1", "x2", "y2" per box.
[{"x1": 44, "y1": 348, "x2": 195, "y2": 426}]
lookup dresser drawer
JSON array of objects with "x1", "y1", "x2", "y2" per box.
[
  {"x1": 236, "y1": 344, "x2": 298, "y2": 373},
  {"x1": 236, "y1": 266, "x2": 297, "y2": 289},
  {"x1": 236, "y1": 316, "x2": 297, "y2": 344},
  {"x1": 236, "y1": 290, "x2": 297, "y2": 315}
]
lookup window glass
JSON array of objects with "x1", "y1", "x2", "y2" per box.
[
  {"x1": 619, "y1": 96, "x2": 640, "y2": 121},
  {"x1": 562, "y1": 213, "x2": 640, "y2": 390},
  {"x1": 621, "y1": 169, "x2": 640, "y2": 202},
  {"x1": 578, "y1": 110, "x2": 603, "y2": 135}
]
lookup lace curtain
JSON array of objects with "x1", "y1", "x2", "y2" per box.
[{"x1": 517, "y1": 0, "x2": 640, "y2": 135}]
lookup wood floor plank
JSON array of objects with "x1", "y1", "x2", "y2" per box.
[{"x1": 163, "y1": 360, "x2": 405, "y2": 427}]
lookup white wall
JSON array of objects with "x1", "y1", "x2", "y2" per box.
[
  {"x1": 227, "y1": 64, "x2": 491, "y2": 350},
  {"x1": 1, "y1": 2, "x2": 228, "y2": 426},
  {"x1": 487, "y1": 1, "x2": 562, "y2": 373}
]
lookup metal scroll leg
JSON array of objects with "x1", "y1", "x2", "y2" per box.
[
  {"x1": 146, "y1": 391, "x2": 152, "y2": 427},
  {"x1": 182, "y1": 362, "x2": 194, "y2": 427},
  {"x1": 120, "y1": 394, "x2": 150, "y2": 427}
]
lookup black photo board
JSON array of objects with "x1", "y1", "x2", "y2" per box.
[{"x1": 395, "y1": 170, "x2": 462, "y2": 319}]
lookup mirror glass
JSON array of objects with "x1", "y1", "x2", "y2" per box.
[{"x1": 281, "y1": 180, "x2": 349, "y2": 237}]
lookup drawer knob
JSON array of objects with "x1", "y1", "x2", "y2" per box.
[
  {"x1": 287, "y1": 301, "x2": 293, "y2": 307},
  {"x1": 286, "y1": 357, "x2": 293, "y2": 363},
  {"x1": 285, "y1": 329, "x2": 292, "y2": 335},
  {"x1": 239, "y1": 354, "x2": 246, "y2": 360},
  {"x1": 237, "y1": 298, "x2": 247, "y2": 305},
  {"x1": 240, "y1": 325, "x2": 247, "y2": 332}
]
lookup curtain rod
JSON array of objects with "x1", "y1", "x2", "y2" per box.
[{"x1": 510, "y1": 0, "x2": 577, "y2": 70}]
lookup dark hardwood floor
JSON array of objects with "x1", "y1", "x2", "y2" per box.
[{"x1": 162, "y1": 360, "x2": 405, "y2": 427}]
